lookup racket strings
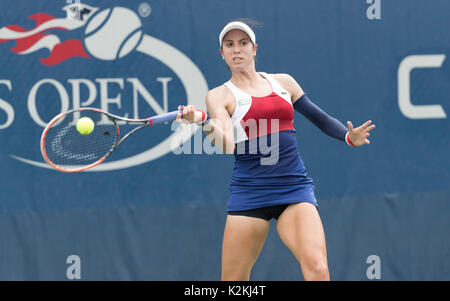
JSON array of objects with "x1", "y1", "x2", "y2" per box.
[{"x1": 43, "y1": 110, "x2": 118, "y2": 170}]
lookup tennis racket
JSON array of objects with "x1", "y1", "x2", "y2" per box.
[{"x1": 40, "y1": 107, "x2": 207, "y2": 173}]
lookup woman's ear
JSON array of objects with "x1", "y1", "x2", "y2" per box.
[{"x1": 253, "y1": 43, "x2": 258, "y2": 56}]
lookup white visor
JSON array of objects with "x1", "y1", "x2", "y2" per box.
[{"x1": 219, "y1": 21, "x2": 256, "y2": 47}]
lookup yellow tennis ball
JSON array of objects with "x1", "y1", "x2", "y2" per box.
[{"x1": 76, "y1": 117, "x2": 95, "y2": 135}]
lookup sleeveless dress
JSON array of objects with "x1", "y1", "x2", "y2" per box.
[{"x1": 226, "y1": 72, "x2": 318, "y2": 211}]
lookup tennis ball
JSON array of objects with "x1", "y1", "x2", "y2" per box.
[
  {"x1": 84, "y1": 7, "x2": 143, "y2": 60},
  {"x1": 76, "y1": 117, "x2": 95, "y2": 135}
]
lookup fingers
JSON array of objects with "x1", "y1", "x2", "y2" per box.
[
  {"x1": 184, "y1": 105, "x2": 195, "y2": 121},
  {"x1": 347, "y1": 119, "x2": 375, "y2": 146},
  {"x1": 350, "y1": 120, "x2": 376, "y2": 134},
  {"x1": 362, "y1": 120, "x2": 372, "y2": 128},
  {"x1": 177, "y1": 105, "x2": 196, "y2": 123},
  {"x1": 176, "y1": 105, "x2": 184, "y2": 122},
  {"x1": 361, "y1": 120, "x2": 375, "y2": 133},
  {"x1": 347, "y1": 121, "x2": 354, "y2": 132},
  {"x1": 365, "y1": 124, "x2": 376, "y2": 132}
]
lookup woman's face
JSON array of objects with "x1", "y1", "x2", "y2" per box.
[{"x1": 220, "y1": 29, "x2": 257, "y2": 71}]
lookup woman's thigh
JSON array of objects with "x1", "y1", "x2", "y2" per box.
[
  {"x1": 276, "y1": 202, "x2": 329, "y2": 280},
  {"x1": 221, "y1": 214, "x2": 270, "y2": 281}
]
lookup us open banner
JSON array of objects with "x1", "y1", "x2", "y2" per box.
[{"x1": 0, "y1": 0, "x2": 449, "y2": 280}]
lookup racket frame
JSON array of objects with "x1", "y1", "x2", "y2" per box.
[{"x1": 40, "y1": 107, "x2": 183, "y2": 173}]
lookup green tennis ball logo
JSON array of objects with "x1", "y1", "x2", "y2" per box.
[{"x1": 76, "y1": 117, "x2": 95, "y2": 135}]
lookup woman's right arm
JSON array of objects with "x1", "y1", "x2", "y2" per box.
[{"x1": 203, "y1": 87, "x2": 235, "y2": 154}]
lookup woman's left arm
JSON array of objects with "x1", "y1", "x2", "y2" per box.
[{"x1": 273, "y1": 73, "x2": 375, "y2": 147}]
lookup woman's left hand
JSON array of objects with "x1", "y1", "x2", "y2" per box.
[{"x1": 347, "y1": 120, "x2": 376, "y2": 146}]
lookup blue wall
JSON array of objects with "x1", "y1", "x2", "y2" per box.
[{"x1": 0, "y1": 0, "x2": 449, "y2": 280}]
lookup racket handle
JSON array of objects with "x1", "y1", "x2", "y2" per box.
[{"x1": 149, "y1": 110, "x2": 180, "y2": 125}]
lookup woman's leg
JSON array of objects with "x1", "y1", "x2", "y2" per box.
[
  {"x1": 276, "y1": 202, "x2": 330, "y2": 280},
  {"x1": 221, "y1": 215, "x2": 270, "y2": 280}
]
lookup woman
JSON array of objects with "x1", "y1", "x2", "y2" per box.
[{"x1": 178, "y1": 19, "x2": 375, "y2": 281}]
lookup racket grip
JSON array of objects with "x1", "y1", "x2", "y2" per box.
[{"x1": 152, "y1": 111, "x2": 179, "y2": 125}]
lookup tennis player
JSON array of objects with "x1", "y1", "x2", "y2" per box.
[{"x1": 178, "y1": 19, "x2": 375, "y2": 281}]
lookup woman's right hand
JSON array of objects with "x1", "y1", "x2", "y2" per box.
[{"x1": 176, "y1": 105, "x2": 197, "y2": 124}]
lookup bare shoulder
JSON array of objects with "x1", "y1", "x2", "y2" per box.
[
  {"x1": 271, "y1": 73, "x2": 295, "y2": 83},
  {"x1": 271, "y1": 73, "x2": 305, "y2": 102},
  {"x1": 205, "y1": 84, "x2": 235, "y2": 117},
  {"x1": 207, "y1": 84, "x2": 230, "y2": 100}
]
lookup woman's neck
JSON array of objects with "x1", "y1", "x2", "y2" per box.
[{"x1": 230, "y1": 69, "x2": 260, "y2": 89}]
